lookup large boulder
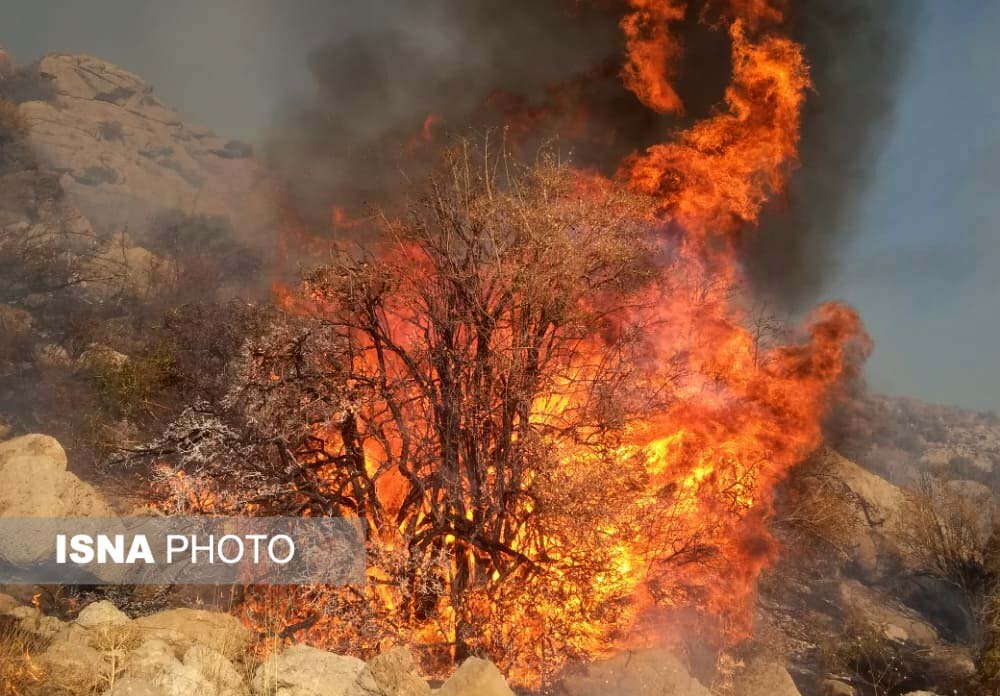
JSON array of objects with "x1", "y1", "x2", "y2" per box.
[
  {"x1": 557, "y1": 648, "x2": 710, "y2": 696},
  {"x1": 0, "y1": 434, "x2": 112, "y2": 564},
  {"x1": 133, "y1": 608, "x2": 250, "y2": 661},
  {"x1": 730, "y1": 660, "x2": 801, "y2": 696},
  {"x1": 76, "y1": 600, "x2": 132, "y2": 630},
  {"x1": 838, "y1": 580, "x2": 939, "y2": 647},
  {"x1": 437, "y1": 657, "x2": 513, "y2": 696},
  {"x1": 252, "y1": 645, "x2": 381, "y2": 696},
  {"x1": 0, "y1": 433, "x2": 110, "y2": 516},
  {"x1": 818, "y1": 450, "x2": 907, "y2": 579},
  {"x1": 368, "y1": 646, "x2": 432, "y2": 696}
]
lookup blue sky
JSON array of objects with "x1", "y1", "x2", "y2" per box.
[
  {"x1": 824, "y1": 1, "x2": 1000, "y2": 410},
  {"x1": 2, "y1": 1, "x2": 998, "y2": 410}
]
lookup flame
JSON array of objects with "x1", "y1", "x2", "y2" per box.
[{"x1": 171, "y1": 0, "x2": 872, "y2": 687}]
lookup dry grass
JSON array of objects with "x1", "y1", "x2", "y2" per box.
[{"x1": 0, "y1": 616, "x2": 49, "y2": 696}]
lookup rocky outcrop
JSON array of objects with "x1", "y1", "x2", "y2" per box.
[{"x1": 17, "y1": 53, "x2": 274, "y2": 242}]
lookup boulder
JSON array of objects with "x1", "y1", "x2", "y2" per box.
[
  {"x1": 367, "y1": 646, "x2": 431, "y2": 696},
  {"x1": 184, "y1": 644, "x2": 246, "y2": 696},
  {"x1": 0, "y1": 591, "x2": 19, "y2": 613},
  {"x1": 437, "y1": 657, "x2": 513, "y2": 696},
  {"x1": 76, "y1": 600, "x2": 132, "y2": 630},
  {"x1": 0, "y1": 434, "x2": 112, "y2": 564},
  {"x1": 251, "y1": 645, "x2": 381, "y2": 696},
  {"x1": 730, "y1": 661, "x2": 801, "y2": 696},
  {"x1": 838, "y1": 580, "x2": 939, "y2": 647},
  {"x1": 155, "y1": 660, "x2": 218, "y2": 696},
  {"x1": 126, "y1": 638, "x2": 181, "y2": 679},
  {"x1": 0, "y1": 433, "x2": 110, "y2": 515},
  {"x1": 820, "y1": 450, "x2": 906, "y2": 580},
  {"x1": 557, "y1": 649, "x2": 710, "y2": 696},
  {"x1": 133, "y1": 608, "x2": 250, "y2": 660},
  {"x1": 37, "y1": 639, "x2": 105, "y2": 693},
  {"x1": 35, "y1": 342, "x2": 72, "y2": 367}
]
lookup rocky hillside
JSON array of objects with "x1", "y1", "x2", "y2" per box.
[
  {"x1": 0, "y1": 46, "x2": 276, "y2": 467},
  {"x1": 9, "y1": 50, "x2": 274, "y2": 242},
  {"x1": 832, "y1": 393, "x2": 1000, "y2": 489}
]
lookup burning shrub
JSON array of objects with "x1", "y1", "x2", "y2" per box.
[{"x1": 124, "y1": 141, "x2": 870, "y2": 687}]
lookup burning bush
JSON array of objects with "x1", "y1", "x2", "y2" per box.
[{"x1": 123, "y1": 141, "x2": 869, "y2": 686}]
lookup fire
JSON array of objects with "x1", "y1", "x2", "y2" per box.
[{"x1": 167, "y1": 0, "x2": 872, "y2": 688}]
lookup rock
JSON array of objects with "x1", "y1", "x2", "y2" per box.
[
  {"x1": 104, "y1": 676, "x2": 169, "y2": 696},
  {"x1": 20, "y1": 53, "x2": 275, "y2": 246},
  {"x1": 78, "y1": 343, "x2": 130, "y2": 371},
  {"x1": 155, "y1": 660, "x2": 218, "y2": 696},
  {"x1": 0, "y1": 434, "x2": 112, "y2": 563},
  {"x1": 558, "y1": 648, "x2": 710, "y2": 696},
  {"x1": 184, "y1": 644, "x2": 245, "y2": 696},
  {"x1": 821, "y1": 679, "x2": 856, "y2": 696},
  {"x1": 133, "y1": 608, "x2": 250, "y2": 660},
  {"x1": 126, "y1": 638, "x2": 181, "y2": 679},
  {"x1": 838, "y1": 580, "x2": 939, "y2": 647},
  {"x1": 368, "y1": 646, "x2": 432, "y2": 696},
  {"x1": 731, "y1": 661, "x2": 801, "y2": 696},
  {"x1": 820, "y1": 450, "x2": 906, "y2": 580},
  {"x1": 251, "y1": 645, "x2": 381, "y2": 696},
  {"x1": 0, "y1": 591, "x2": 20, "y2": 613},
  {"x1": 38, "y1": 639, "x2": 105, "y2": 693},
  {"x1": 437, "y1": 657, "x2": 514, "y2": 696},
  {"x1": 76, "y1": 600, "x2": 132, "y2": 629}
]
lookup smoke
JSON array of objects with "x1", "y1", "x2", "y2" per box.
[
  {"x1": 266, "y1": 0, "x2": 920, "y2": 294},
  {"x1": 746, "y1": 0, "x2": 922, "y2": 309},
  {"x1": 265, "y1": 0, "x2": 735, "y2": 233}
]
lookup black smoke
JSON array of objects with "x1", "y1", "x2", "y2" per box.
[
  {"x1": 266, "y1": 0, "x2": 919, "y2": 305},
  {"x1": 747, "y1": 0, "x2": 922, "y2": 308}
]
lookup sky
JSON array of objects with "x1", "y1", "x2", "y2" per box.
[
  {"x1": 1, "y1": 1, "x2": 998, "y2": 411},
  {"x1": 823, "y1": 0, "x2": 1000, "y2": 412}
]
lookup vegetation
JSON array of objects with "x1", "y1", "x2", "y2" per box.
[{"x1": 0, "y1": 615, "x2": 49, "y2": 696}]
